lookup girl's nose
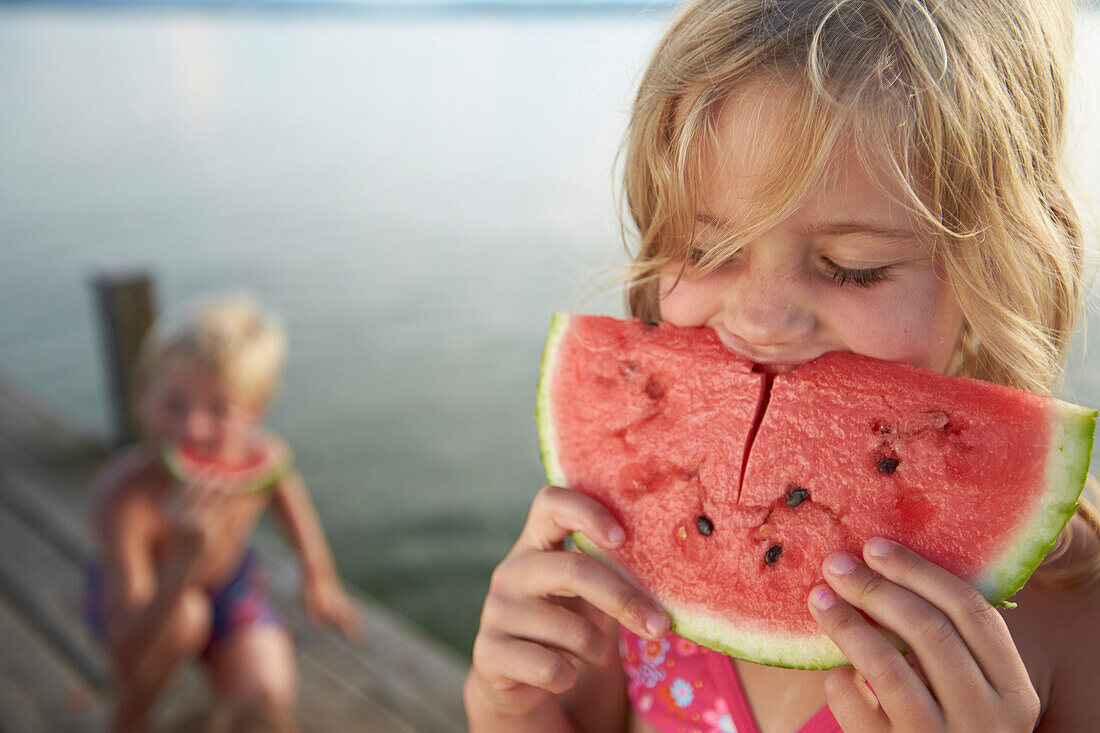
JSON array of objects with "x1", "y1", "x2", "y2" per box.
[{"x1": 721, "y1": 262, "x2": 815, "y2": 350}]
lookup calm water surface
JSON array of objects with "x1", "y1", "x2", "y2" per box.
[{"x1": 1, "y1": 7, "x2": 1099, "y2": 655}]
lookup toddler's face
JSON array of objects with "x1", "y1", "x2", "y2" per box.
[
  {"x1": 658, "y1": 78, "x2": 965, "y2": 375},
  {"x1": 140, "y1": 365, "x2": 261, "y2": 461}
]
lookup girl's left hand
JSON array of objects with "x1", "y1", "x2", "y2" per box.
[
  {"x1": 303, "y1": 575, "x2": 365, "y2": 642},
  {"x1": 808, "y1": 538, "x2": 1041, "y2": 732}
]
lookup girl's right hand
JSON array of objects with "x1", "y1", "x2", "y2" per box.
[{"x1": 467, "y1": 485, "x2": 670, "y2": 723}]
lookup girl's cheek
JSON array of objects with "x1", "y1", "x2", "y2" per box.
[
  {"x1": 657, "y1": 272, "x2": 727, "y2": 327},
  {"x1": 827, "y1": 282, "x2": 964, "y2": 373}
]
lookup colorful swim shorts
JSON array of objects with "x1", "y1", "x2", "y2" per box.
[{"x1": 85, "y1": 547, "x2": 283, "y2": 661}]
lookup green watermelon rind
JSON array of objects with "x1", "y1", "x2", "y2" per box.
[
  {"x1": 536, "y1": 313, "x2": 1097, "y2": 669},
  {"x1": 974, "y1": 401, "x2": 1096, "y2": 602},
  {"x1": 571, "y1": 532, "x2": 853, "y2": 669},
  {"x1": 160, "y1": 442, "x2": 292, "y2": 496},
  {"x1": 536, "y1": 312, "x2": 570, "y2": 489}
]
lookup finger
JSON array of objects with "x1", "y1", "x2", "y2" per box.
[
  {"x1": 809, "y1": 583, "x2": 942, "y2": 727},
  {"x1": 499, "y1": 550, "x2": 668, "y2": 641},
  {"x1": 517, "y1": 486, "x2": 625, "y2": 553},
  {"x1": 823, "y1": 665, "x2": 890, "y2": 731},
  {"x1": 824, "y1": 550, "x2": 990, "y2": 713},
  {"x1": 472, "y1": 631, "x2": 578, "y2": 697},
  {"x1": 468, "y1": 668, "x2": 551, "y2": 719},
  {"x1": 482, "y1": 594, "x2": 616, "y2": 670},
  {"x1": 863, "y1": 538, "x2": 1031, "y2": 695}
]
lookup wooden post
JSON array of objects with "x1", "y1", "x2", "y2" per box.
[{"x1": 91, "y1": 271, "x2": 157, "y2": 447}]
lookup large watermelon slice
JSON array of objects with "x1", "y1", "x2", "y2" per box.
[
  {"x1": 161, "y1": 434, "x2": 291, "y2": 495},
  {"x1": 536, "y1": 314, "x2": 1096, "y2": 669}
]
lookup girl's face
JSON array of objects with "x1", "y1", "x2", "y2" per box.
[
  {"x1": 658, "y1": 79, "x2": 966, "y2": 375},
  {"x1": 140, "y1": 365, "x2": 261, "y2": 462}
]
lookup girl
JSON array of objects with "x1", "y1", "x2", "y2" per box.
[{"x1": 466, "y1": 0, "x2": 1100, "y2": 731}]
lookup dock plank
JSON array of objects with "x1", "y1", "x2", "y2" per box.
[
  {"x1": 0, "y1": 378, "x2": 469, "y2": 732},
  {"x1": 0, "y1": 491, "x2": 109, "y2": 691},
  {"x1": 0, "y1": 595, "x2": 105, "y2": 733},
  {"x1": 0, "y1": 446, "x2": 457, "y2": 732}
]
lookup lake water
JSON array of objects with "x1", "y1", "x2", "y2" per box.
[{"x1": 2, "y1": 5, "x2": 1099, "y2": 656}]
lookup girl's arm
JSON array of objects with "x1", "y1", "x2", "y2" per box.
[
  {"x1": 1024, "y1": 513, "x2": 1100, "y2": 731},
  {"x1": 465, "y1": 485, "x2": 666, "y2": 732},
  {"x1": 270, "y1": 470, "x2": 362, "y2": 639}
]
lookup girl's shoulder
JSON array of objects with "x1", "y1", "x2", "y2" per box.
[{"x1": 1008, "y1": 512, "x2": 1100, "y2": 730}]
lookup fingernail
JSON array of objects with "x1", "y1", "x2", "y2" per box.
[
  {"x1": 645, "y1": 610, "x2": 669, "y2": 637},
  {"x1": 607, "y1": 525, "x2": 625, "y2": 546},
  {"x1": 866, "y1": 537, "x2": 893, "y2": 558},
  {"x1": 828, "y1": 553, "x2": 856, "y2": 576},
  {"x1": 811, "y1": 585, "x2": 836, "y2": 610}
]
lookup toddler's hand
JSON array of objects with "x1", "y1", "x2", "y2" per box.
[
  {"x1": 808, "y1": 539, "x2": 1040, "y2": 732},
  {"x1": 163, "y1": 469, "x2": 233, "y2": 560},
  {"x1": 468, "y1": 485, "x2": 670, "y2": 721},
  {"x1": 302, "y1": 575, "x2": 364, "y2": 642}
]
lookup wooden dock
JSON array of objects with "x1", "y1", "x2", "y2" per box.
[{"x1": 0, "y1": 378, "x2": 469, "y2": 733}]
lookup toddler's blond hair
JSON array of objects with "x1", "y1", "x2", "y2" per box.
[{"x1": 136, "y1": 295, "x2": 288, "y2": 406}]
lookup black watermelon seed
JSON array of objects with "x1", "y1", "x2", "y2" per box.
[
  {"x1": 644, "y1": 378, "x2": 666, "y2": 400},
  {"x1": 785, "y1": 487, "x2": 810, "y2": 507},
  {"x1": 764, "y1": 544, "x2": 783, "y2": 565},
  {"x1": 697, "y1": 516, "x2": 714, "y2": 536},
  {"x1": 645, "y1": 320, "x2": 659, "y2": 327},
  {"x1": 877, "y1": 457, "x2": 900, "y2": 474}
]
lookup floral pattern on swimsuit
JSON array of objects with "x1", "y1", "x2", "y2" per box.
[{"x1": 619, "y1": 627, "x2": 842, "y2": 733}]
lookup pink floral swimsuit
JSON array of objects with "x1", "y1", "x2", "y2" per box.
[{"x1": 620, "y1": 627, "x2": 842, "y2": 733}]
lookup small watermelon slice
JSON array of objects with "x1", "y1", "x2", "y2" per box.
[
  {"x1": 161, "y1": 434, "x2": 291, "y2": 495},
  {"x1": 536, "y1": 314, "x2": 1096, "y2": 669}
]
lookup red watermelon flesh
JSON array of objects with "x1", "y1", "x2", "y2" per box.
[
  {"x1": 161, "y1": 434, "x2": 290, "y2": 495},
  {"x1": 537, "y1": 314, "x2": 1095, "y2": 668}
]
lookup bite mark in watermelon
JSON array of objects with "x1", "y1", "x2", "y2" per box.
[
  {"x1": 161, "y1": 434, "x2": 291, "y2": 495},
  {"x1": 536, "y1": 314, "x2": 1096, "y2": 669}
]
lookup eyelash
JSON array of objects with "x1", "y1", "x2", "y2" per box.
[
  {"x1": 822, "y1": 259, "x2": 892, "y2": 288},
  {"x1": 686, "y1": 247, "x2": 892, "y2": 288}
]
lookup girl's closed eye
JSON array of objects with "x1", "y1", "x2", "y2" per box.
[
  {"x1": 686, "y1": 245, "x2": 710, "y2": 265},
  {"x1": 821, "y1": 257, "x2": 893, "y2": 288}
]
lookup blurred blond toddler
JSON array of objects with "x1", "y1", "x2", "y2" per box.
[{"x1": 88, "y1": 296, "x2": 361, "y2": 733}]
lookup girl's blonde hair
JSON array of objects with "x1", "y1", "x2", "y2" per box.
[
  {"x1": 136, "y1": 295, "x2": 288, "y2": 406},
  {"x1": 623, "y1": 0, "x2": 1083, "y2": 397},
  {"x1": 620, "y1": 0, "x2": 1096, "y2": 584}
]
